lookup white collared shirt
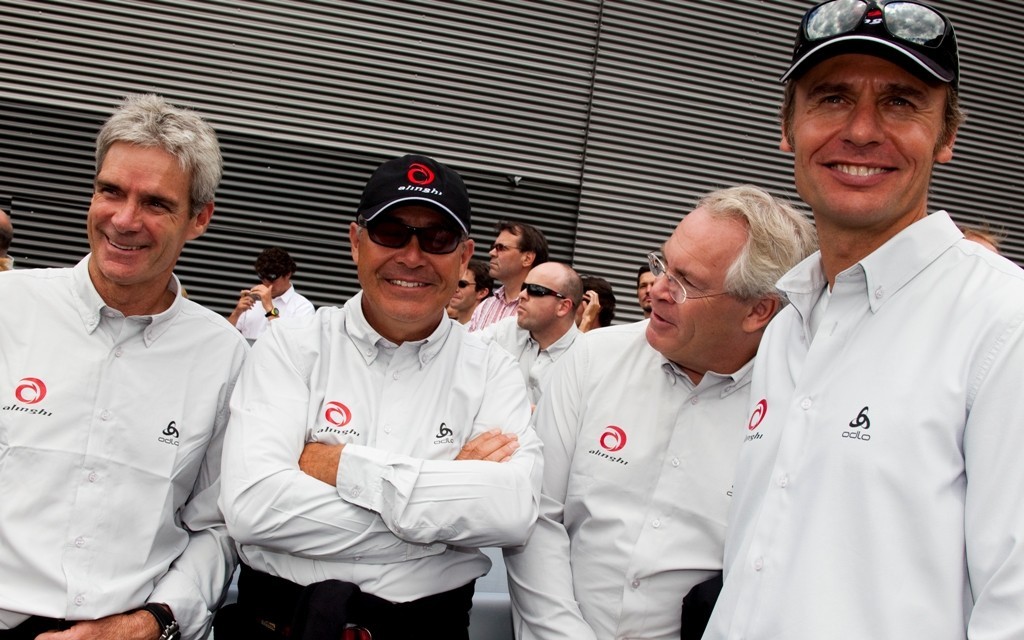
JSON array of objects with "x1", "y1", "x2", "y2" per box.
[
  {"x1": 0, "y1": 256, "x2": 247, "y2": 638},
  {"x1": 505, "y1": 321, "x2": 751, "y2": 640},
  {"x1": 706, "y1": 212, "x2": 1024, "y2": 640},
  {"x1": 234, "y1": 284, "x2": 315, "y2": 340},
  {"x1": 476, "y1": 316, "x2": 581, "y2": 405},
  {"x1": 219, "y1": 292, "x2": 542, "y2": 602}
]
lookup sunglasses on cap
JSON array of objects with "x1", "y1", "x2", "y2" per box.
[
  {"x1": 358, "y1": 215, "x2": 465, "y2": 255},
  {"x1": 258, "y1": 272, "x2": 281, "y2": 282},
  {"x1": 788, "y1": 0, "x2": 957, "y2": 87},
  {"x1": 803, "y1": 0, "x2": 948, "y2": 46},
  {"x1": 521, "y1": 282, "x2": 566, "y2": 299}
]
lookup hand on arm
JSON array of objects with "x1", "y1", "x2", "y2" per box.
[
  {"x1": 456, "y1": 428, "x2": 519, "y2": 462},
  {"x1": 299, "y1": 441, "x2": 344, "y2": 485},
  {"x1": 37, "y1": 609, "x2": 162, "y2": 640}
]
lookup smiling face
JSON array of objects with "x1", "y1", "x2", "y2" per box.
[
  {"x1": 87, "y1": 142, "x2": 211, "y2": 313},
  {"x1": 783, "y1": 54, "x2": 954, "y2": 261},
  {"x1": 350, "y1": 205, "x2": 473, "y2": 343}
]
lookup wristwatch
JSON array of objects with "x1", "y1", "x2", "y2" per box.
[
  {"x1": 265, "y1": 307, "x2": 280, "y2": 318},
  {"x1": 141, "y1": 603, "x2": 180, "y2": 640}
]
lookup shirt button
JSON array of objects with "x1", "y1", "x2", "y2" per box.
[
  {"x1": 800, "y1": 398, "x2": 812, "y2": 410},
  {"x1": 753, "y1": 557, "x2": 764, "y2": 571},
  {"x1": 365, "y1": 349, "x2": 373, "y2": 357},
  {"x1": 875, "y1": 286, "x2": 884, "y2": 299},
  {"x1": 75, "y1": 537, "x2": 85, "y2": 548},
  {"x1": 384, "y1": 425, "x2": 392, "y2": 434},
  {"x1": 74, "y1": 595, "x2": 85, "y2": 606},
  {"x1": 114, "y1": 347, "x2": 123, "y2": 357},
  {"x1": 101, "y1": 410, "x2": 112, "y2": 420},
  {"x1": 88, "y1": 472, "x2": 98, "y2": 483},
  {"x1": 671, "y1": 457, "x2": 680, "y2": 468},
  {"x1": 392, "y1": 372, "x2": 400, "y2": 380},
  {"x1": 652, "y1": 519, "x2": 661, "y2": 529},
  {"x1": 354, "y1": 556, "x2": 362, "y2": 562},
  {"x1": 778, "y1": 474, "x2": 789, "y2": 488},
  {"x1": 631, "y1": 579, "x2": 641, "y2": 589},
  {"x1": 349, "y1": 487, "x2": 361, "y2": 498},
  {"x1": 690, "y1": 397, "x2": 699, "y2": 405}
]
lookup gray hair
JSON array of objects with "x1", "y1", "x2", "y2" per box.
[
  {"x1": 95, "y1": 94, "x2": 223, "y2": 216},
  {"x1": 697, "y1": 185, "x2": 818, "y2": 301}
]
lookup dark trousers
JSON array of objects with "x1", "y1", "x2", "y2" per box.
[
  {"x1": 214, "y1": 564, "x2": 476, "y2": 640},
  {"x1": 0, "y1": 616, "x2": 74, "y2": 639}
]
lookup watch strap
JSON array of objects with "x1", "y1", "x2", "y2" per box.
[
  {"x1": 141, "y1": 603, "x2": 180, "y2": 640},
  {"x1": 265, "y1": 307, "x2": 280, "y2": 318}
]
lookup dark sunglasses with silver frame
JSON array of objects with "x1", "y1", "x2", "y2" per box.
[{"x1": 357, "y1": 215, "x2": 465, "y2": 255}]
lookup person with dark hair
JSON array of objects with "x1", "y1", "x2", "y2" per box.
[
  {"x1": 227, "y1": 246, "x2": 314, "y2": 340},
  {"x1": 217, "y1": 154, "x2": 541, "y2": 640},
  {"x1": 0, "y1": 207, "x2": 13, "y2": 271},
  {"x1": 575, "y1": 274, "x2": 616, "y2": 332},
  {"x1": 707, "y1": 3, "x2": 1024, "y2": 639},
  {"x1": 467, "y1": 220, "x2": 549, "y2": 332},
  {"x1": 0, "y1": 94, "x2": 245, "y2": 640},
  {"x1": 636, "y1": 264, "x2": 655, "y2": 318},
  {"x1": 447, "y1": 258, "x2": 494, "y2": 324}
]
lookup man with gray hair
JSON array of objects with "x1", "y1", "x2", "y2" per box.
[
  {"x1": 505, "y1": 185, "x2": 817, "y2": 640},
  {"x1": 0, "y1": 94, "x2": 245, "y2": 640},
  {"x1": 0, "y1": 207, "x2": 13, "y2": 271}
]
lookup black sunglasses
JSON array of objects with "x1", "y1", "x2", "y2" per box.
[
  {"x1": 258, "y1": 272, "x2": 281, "y2": 282},
  {"x1": 358, "y1": 216, "x2": 464, "y2": 255},
  {"x1": 457, "y1": 280, "x2": 476, "y2": 288},
  {"x1": 521, "y1": 282, "x2": 566, "y2": 299},
  {"x1": 802, "y1": 0, "x2": 949, "y2": 48}
]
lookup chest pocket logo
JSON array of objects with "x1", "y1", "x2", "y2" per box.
[{"x1": 434, "y1": 423, "x2": 454, "y2": 445}]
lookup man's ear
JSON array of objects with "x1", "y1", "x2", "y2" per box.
[
  {"x1": 780, "y1": 123, "x2": 793, "y2": 153},
  {"x1": 349, "y1": 222, "x2": 361, "y2": 264},
  {"x1": 520, "y1": 251, "x2": 536, "y2": 269},
  {"x1": 475, "y1": 287, "x2": 490, "y2": 303},
  {"x1": 185, "y1": 202, "x2": 214, "y2": 241},
  {"x1": 935, "y1": 129, "x2": 956, "y2": 164},
  {"x1": 742, "y1": 295, "x2": 780, "y2": 333},
  {"x1": 460, "y1": 238, "x2": 475, "y2": 271}
]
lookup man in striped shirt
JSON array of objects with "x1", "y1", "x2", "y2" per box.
[{"x1": 468, "y1": 220, "x2": 548, "y2": 332}]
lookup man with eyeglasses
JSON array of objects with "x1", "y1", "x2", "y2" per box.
[
  {"x1": 504, "y1": 185, "x2": 816, "y2": 640},
  {"x1": 706, "y1": 3, "x2": 1024, "y2": 639},
  {"x1": 217, "y1": 154, "x2": 542, "y2": 640},
  {"x1": 227, "y1": 246, "x2": 314, "y2": 340},
  {"x1": 447, "y1": 258, "x2": 494, "y2": 324},
  {"x1": 476, "y1": 261, "x2": 583, "y2": 406},
  {"x1": 467, "y1": 220, "x2": 549, "y2": 332}
]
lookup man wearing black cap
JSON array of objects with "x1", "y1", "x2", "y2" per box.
[
  {"x1": 706, "y1": 3, "x2": 1024, "y2": 639},
  {"x1": 217, "y1": 154, "x2": 541, "y2": 640}
]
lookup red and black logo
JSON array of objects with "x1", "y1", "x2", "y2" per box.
[
  {"x1": 324, "y1": 401, "x2": 353, "y2": 427},
  {"x1": 599, "y1": 425, "x2": 627, "y2": 452},
  {"x1": 748, "y1": 399, "x2": 767, "y2": 431},
  {"x1": 15, "y1": 377, "x2": 47, "y2": 404},
  {"x1": 407, "y1": 163, "x2": 435, "y2": 186}
]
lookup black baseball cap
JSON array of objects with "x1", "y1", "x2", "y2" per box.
[
  {"x1": 781, "y1": 0, "x2": 959, "y2": 90},
  {"x1": 357, "y1": 154, "x2": 471, "y2": 234}
]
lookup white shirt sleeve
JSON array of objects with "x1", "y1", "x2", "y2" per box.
[
  {"x1": 336, "y1": 354, "x2": 541, "y2": 547},
  {"x1": 221, "y1": 318, "x2": 542, "y2": 561},
  {"x1": 964, "y1": 316, "x2": 1024, "y2": 640},
  {"x1": 505, "y1": 345, "x2": 598, "y2": 640}
]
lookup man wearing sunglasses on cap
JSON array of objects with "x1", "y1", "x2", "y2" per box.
[
  {"x1": 227, "y1": 246, "x2": 315, "y2": 341},
  {"x1": 218, "y1": 154, "x2": 542, "y2": 640},
  {"x1": 706, "y1": 3, "x2": 1024, "y2": 639},
  {"x1": 505, "y1": 185, "x2": 816, "y2": 640},
  {"x1": 476, "y1": 262, "x2": 584, "y2": 407}
]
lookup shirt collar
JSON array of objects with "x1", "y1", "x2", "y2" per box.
[
  {"x1": 544, "y1": 322, "x2": 581, "y2": 359},
  {"x1": 274, "y1": 284, "x2": 297, "y2": 304},
  {"x1": 659, "y1": 347, "x2": 753, "y2": 397},
  {"x1": 778, "y1": 211, "x2": 961, "y2": 321},
  {"x1": 71, "y1": 254, "x2": 184, "y2": 345},
  {"x1": 345, "y1": 291, "x2": 452, "y2": 367}
]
